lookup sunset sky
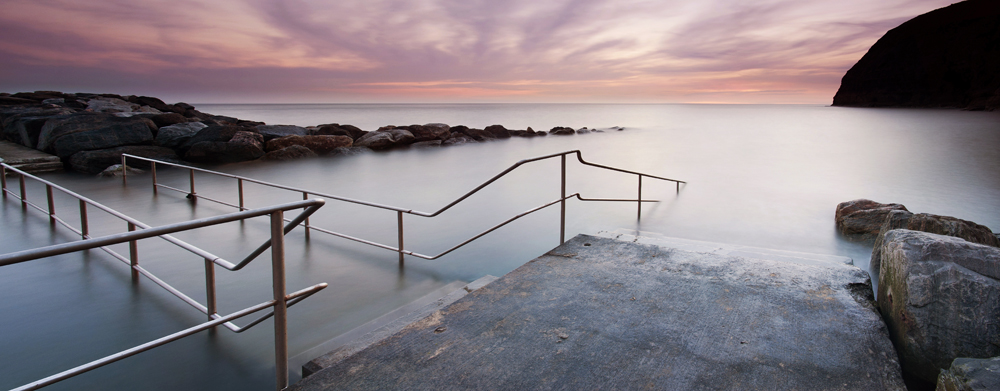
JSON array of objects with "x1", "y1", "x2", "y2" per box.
[{"x1": 0, "y1": 0, "x2": 957, "y2": 104}]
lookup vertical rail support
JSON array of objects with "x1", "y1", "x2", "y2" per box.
[
  {"x1": 302, "y1": 192, "x2": 310, "y2": 240},
  {"x1": 676, "y1": 180, "x2": 680, "y2": 194},
  {"x1": 188, "y1": 169, "x2": 196, "y2": 200},
  {"x1": 204, "y1": 258, "x2": 217, "y2": 323},
  {"x1": 19, "y1": 173, "x2": 27, "y2": 209},
  {"x1": 238, "y1": 179, "x2": 245, "y2": 211},
  {"x1": 79, "y1": 200, "x2": 89, "y2": 239},
  {"x1": 560, "y1": 154, "x2": 566, "y2": 244},
  {"x1": 128, "y1": 222, "x2": 139, "y2": 281},
  {"x1": 151, "y1": 162, "x2": 158, "y2": 195},
  {"x1": 637, "y1": 175, "x2": 643, "y2": 221},
  {"x1": 270, "y1": 210, "x2": 289, "y2": 390},
  {"x1": 397, "y1": 211, "x2": 405, "y2": 267},
  {"x1": 121, "y1": 154, "x2": 127, "y2": 186},
  {"x1": 1, "y1": 165, "x2": 7, "y2": 197},
  {"x1": 46, "y1": 184, "x2": 56, "y2": 224}
]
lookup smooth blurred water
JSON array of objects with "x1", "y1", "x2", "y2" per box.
[{"x1": 1, "y1": 104, "x2": 998, "y2": 390}]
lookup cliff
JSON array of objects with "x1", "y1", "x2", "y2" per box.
[{"x1": 832, "y1": 0, "x2": 1000, "y2": 111}]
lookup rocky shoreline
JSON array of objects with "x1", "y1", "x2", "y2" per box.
[{"x1": 0, "y1": 91, "x2": 623, "y2": 174}]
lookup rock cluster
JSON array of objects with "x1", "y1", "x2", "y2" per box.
[
  {"x1": 832, "y1": 0, "x2": 1000, "y2": 111},
  {"x1": 0, "y1": 91, "x2": 623, "y2": 174}
]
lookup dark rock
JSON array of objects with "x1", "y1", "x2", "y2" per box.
[
  {"x1": 98, "y1": 164, "x2": 144, "y2": 177},
  {"x1": 354, "y1": 128, "x2": 415, "y2": 150},
  {"x1": 68, "y1": 145, "x2": 177, "y2": 174},
  {"x1": 126, "y1": 96, "x2": 174, "y2": 113},
  {"x1": 11, "y1": 91, "x2": 66, "y2": 101},
  {"x1": 177, "y1": 125, "x2": 249, "y2": 155},
  {"x1": 0, "y1": 96, "x2": 39, "y2": 105},
  {"x1": 550, "y1": 126, "x2": 575, "y2": 135},
  {"x1": 229, "y1": 131, "x2": 264, "y2": 150},
  {"x1": 149, "y1": 113, "x2": 189, "y2": 128},
  {"x1": 209, "y1": 115, "x2": 241, "y2": 125},
  {"x1": 37, "y1": 113, "x2": 156, "y2": 158},
  {"x1": 876, "y1": 230, "x2": 1000, "y2": 384},
  {"x1": 871, "y1": 209, "x2": 1000, "y2": 270},
  {"x1": 265, "y1": 135, "x2": 353, "y2": 154},
  {"x1": 1, "y1": 107, "x2": 77, "y2": 147},
  {"x1": 174, "y1": 102, "x2": 195, "y2": 111},
  {"x1": 255, "y1": 124, "x2": 309, "y2": 141},
  {"x1": 450, "y1": 126, "x2": 493, "y2": 141},
  {"x1": 576, "y1": 127, "x2": 591, "y2": 134},
  {"x1": 832, "y1": 0, "x2": 1000, "y2": 110},
  {"x1": 410, "y1": 140, "x2": 443, "y2": 147},
  {"x1": 183, "y1": 140, "x2": 264, "y2": 164},
  {"x1": 328, "y1": 147, "x2": 373, "y2": 156},
  {"x1": 312, "y1": 123, "x2": 366, "y2": 140},
  {"x1": 262, "y1": 145, "x2": 318, "y2": 161},
  {"x1": 483, "y1": 124, "x2": 512, "y2": 139},
  {"x1": 405, "y1": 123, "x2": 451, "y2": 142},
  {"x1": 937, "y1": 356, "x2": 1000, "y2": 391},
  {"x1": 835, "y1": 199, "x2": 909, "y2": 237},
  {"x1": 86, "y1": 97, "x2": 143, "y2": 113},
  {"x1": 442, "y1": 134, "x2": 475, "y2": 146},
  {"x1": 536, "y1": 131, "x2": 547, "y2": 136},
  {"x1": 155, "y1": 122, "x2": 207, "y2": 149}
]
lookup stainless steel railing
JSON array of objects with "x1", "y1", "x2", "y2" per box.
[
  {"x1": 122, "y1": 150, "x2": 684, "y2": 266},
  {"x1": 0, "y1": 163, "x2": 328, "y2": 390}
]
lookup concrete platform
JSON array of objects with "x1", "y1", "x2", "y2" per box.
[
  {"x1": 0, "y1": 140, "x2": 62, "y2": 174},
  {"x1": 292, "y1": 234, "x2": 905, "y2": 390}
]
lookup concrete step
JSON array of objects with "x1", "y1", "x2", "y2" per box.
[
  {"x1": 0, "y1": 140, "x2": 63, "y2": 175},
  {"x1": 293, "y1": 275, "x2": 499, "y2": 379}
]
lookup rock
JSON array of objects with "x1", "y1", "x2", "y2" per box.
[
  {"x1": 126, "y1": 96, "x2": 177, "y2": 113},
  {"x1": 155, "y1": 122, "x2": 207, "y2": 149},
  {"x1": 262, "y1": 145, "x2": 317, "y2": 161},
  {"x1": 98, "y1": 164, "x2": 144, "y2": 177},
  {"x1": 550, "y1": 126, "x2": 575, "y2": 135},
  {"x1": 177, "y1": 125, "x2": 251, "y2": 155},
  {"x1": 876, "y1": 230, "x2": 1000, "y2": 384},
  {"x1": 405, "y1": 123, "x2": 451, "y2": 142},
  {"x1": 1, "y1": 107, "x2": 77, "y2": 148},
  {"x1": 536, "y1": 131, "x2": 547, "y2": 136},
  {"x1": 328, "y1": 147, "x2": 372, "y2": 156},
  {"x1": 871, "y1": 210, "x2": 1000, "y2": 270},
  {"x1": 229, "y1": 131, "x2": 264, "y2": 150},
  {"x1": 354, "y1": 128, "x2": 415, "y2": 150},
  {"x1": 835, "y1": 199, "x2": 909, "y2": 237},
  {"x1": 576, "y1": 127, "x2": 591, "y2": 134},
  {"x1": 483, "y1": 124, "x2": 512, "y2": 139},
  {"x1": 11, "y1": 91, "x2": 67, "y2": 101},
  {"x1": 265, "y1": 135, "x2": 353, "y2": 154},
  {"x1": 86, "y1": 97, "x2": 139, "y2": 113},
  {"x1": 442, "y1": 134, "x2": 475, "y2": 146},
  {"x1": 37, "y1": 113, "x2": 156, "y2": 158},
  {"x1": 0, "y1": 96, "x2": 41, "y2": 105},
  {"x1": 832, "y1": 0, "x2": 1000, "y2": 110},
  {"x1": 68, "y1": 145, "x2": 177, "y2": 174},
  {"x1": 450, "y1": 126, "x2": 494, "y2": 141},
  {"x1": 255, "y1": 124, "x2": 309, "y2": 141},
  {"x1": 410, "y1": 140, "x2": 443, "y2": 147},
  {"x1": 183, "y1": 140, "x2": 264, "y2": 164},
  {"x1": 312, "y1": 123, "x2": 367, "y2": 140},
  {"x1": 937, "y1": 356, "x2": 1000, "y2": 391},
  {"x1": 149, "y1": 113, "x2": 189, "y2": 128}
]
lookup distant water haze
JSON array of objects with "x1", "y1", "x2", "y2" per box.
[{"x1": 2, "y1": 104, "x2": 998, "y2": 390}]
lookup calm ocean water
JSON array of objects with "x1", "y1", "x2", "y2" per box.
[{"x1": 2, "y1": 104, "x2": 998, "y2": 390}]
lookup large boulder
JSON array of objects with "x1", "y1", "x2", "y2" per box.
[
  {"x1": 550, "y1": 126, "x2": 575, "y2": 135},
  {"x1": 312, "y1": 123, "x2": 367, "y2": 140},
  {"x1": 835, "y1": 199, "x2": 909, "y2": 237},
  {"x1": 67, "y1": 145, "x2": 177, "y2": 174},
  {"x1": 354, "y1": 128, "x2": 415, "y2": 150},
  {"x1": 483, "y1": 124, "x2": 512, "y2": 139},
  {"x1": 405, "y1": 123, "x2": 451, "y2": 142},
  {"x1": 155, "y1": 122, "x2": 208, "y2": 149},
  {"x1": 265, "y1": 135, "x2": 353, "y2": 154},
  {"x1": 176, "y1": 125, "x2": 250, "y2": 155},
  {"x1": 37, "y1": 113, "x2": 156, "y2": 158},
  {"x1": 876, "y1": 230, "x2": 1000, "y2": 384},
  {"x1": 262, "y1": 145, "x2": 318, "y2": 161},
  {"x1": 1, "y1": 107, "x2": 76, "y2": 147},
  {"x1": 871, "y1": 210, "x2": 1000, "y2": 270},
  {"x1": 937, "y1": 356, "x2": 1000, "y2": 391},
  {"x1": 183, "y1": 140, "x2": 264, "y2": 164},
  {"x1": 149, "y1": 113, "x2": 189, "y2": 128},
  {"x1": 86, "y1": 97, "x2": 142, "y2": 113},
  {"x1": 229, "y1": 131, "x2": 264, "y2": 150},
  {"x1": 449, "y1": 125, "x2": 494, "y2": 141},
  {"x1": 255, "y1": 124, "x2": 308, "y2": 141}
]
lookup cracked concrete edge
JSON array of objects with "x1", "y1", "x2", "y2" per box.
[{"x1": 298, "y1": 275, "x2": 499, "y2": 378}]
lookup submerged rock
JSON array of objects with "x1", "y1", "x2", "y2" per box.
[
  {"x1": 876, "y1": 230, "x2": 1000, "y2": 384},
  {"x1": 263, "y1": 145, "x2": 318, "y2": 161},
  {"x1": 265, "y1": 135, "x2": 353, "y2": 154},
  {"x1": 69, "y1": 145, "x2": 177, "y2": 174},
  {"x1": 98, "y1": 164, "x2": 145, "y2": 177},
  {"x1": 835, "y1": 199, "x2": 909, "y2": 238}
]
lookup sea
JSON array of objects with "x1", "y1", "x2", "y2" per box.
[{"x1": 1, "y1": 103, "x2": 998, "y2": 390}]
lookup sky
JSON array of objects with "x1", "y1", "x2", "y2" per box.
[{"x1": 0, "y1": 0, "x2": 959, "y2": 104}]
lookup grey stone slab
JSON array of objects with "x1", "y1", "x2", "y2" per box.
[{"x1": 292, "y1": 234, "x2": 904, "y2": 390}]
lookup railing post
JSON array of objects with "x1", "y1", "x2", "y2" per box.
[
  {"x1": 1, "y1": 165, "x2": 7, "y2": 197},
  {"x1": 204, "y1": 258, "x2": 217, "y2": 323},
  {"x1": 637, "y1": 175, "x2": 642, "y2": 220},
  {"x1": 302, "y1": 192, "x2": 310, "y2": 240},
  {"x1": 19, "y1": 173, "x2": 27, "y2": 209},
  {"x1": 560, "y1": 154, "x2": 566, "y2": 244},
  {"x1": 188, "y1": 169, "x2": 196, "y2": 199},
  {"x1": 676, "y1": 181, "x2": 680, "y2": 194},
  {"x1": 270, "y1": 210, "x2": 289, "y2": 390},
  {"x1": 79, "y1": 200, "x2": 89, "y2": 239},
  {"x1": 121, "y1": 154, "x2": 127, "y2": 186},
  {"x1": 238, "y1": 179, "x2": 245, "y2": 211},
  {"x1": 46, "y1": 184, "x2": 56, "y2": 224},
  {"x1": 151, "y1": 162, "x2": 157, "y2": 195},
  {"x1": 397, "y1": 211, "x2": 405, "y2": 267},
  {"x1": 128, "y1": 222, "x2": 139, "y2": 281}
]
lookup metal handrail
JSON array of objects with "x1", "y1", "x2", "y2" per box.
[
  {"x1": 1, "y1": 163, "x2": 328, "y2": 390},
  {"x1": 122, "y1": 150, "x2": 684, "y2": 265}
]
